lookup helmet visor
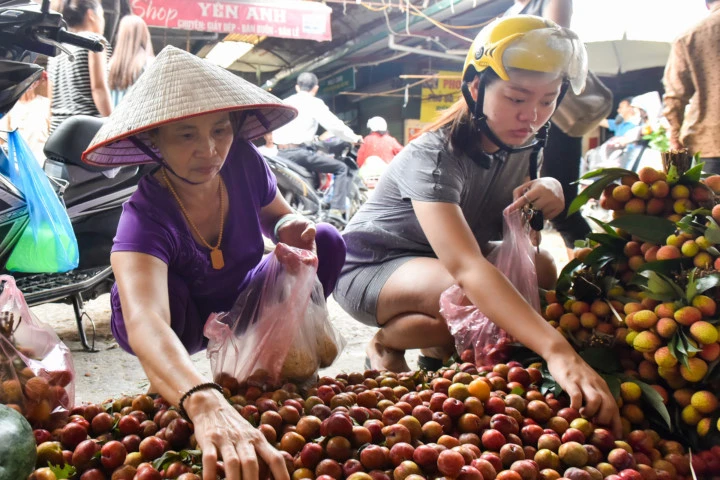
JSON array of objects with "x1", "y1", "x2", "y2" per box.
[{"x1": 501, "y1": 27, "x2": 588, "y2": 95}]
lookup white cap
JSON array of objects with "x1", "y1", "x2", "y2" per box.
[{"x1": 367, "y1": 116, "x2": 388, "y2": 132}]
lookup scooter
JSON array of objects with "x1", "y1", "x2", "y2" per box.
[
  {"x1": 268, "y1": 137, "x2": 367, "y2": 229},
  {"x1": 0, "y1": 0, "x2": 148, "y2": 351}
]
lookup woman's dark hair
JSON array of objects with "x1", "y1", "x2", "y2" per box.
[
  {"x1": 62, "y1": 0, "x2": 101, "y2": 28},
  {"x1": 418, "y1": 70, "x2": 501, "y2": 157}
]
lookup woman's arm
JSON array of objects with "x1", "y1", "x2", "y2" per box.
[
  {"x1": 412, "y1": 200, "x2": 621, "y2": 434},
  {"x1": 88, "y1": 50, "x2": 112, "y2": 116},
  {"x1": 259, "y1": 190, "x2": 316, "y2": 251},
  {"x1": 542, "y1": 0, "x2": 573, "y2": 28},
  {"x1": 111, "y1": 251, "x2": 289, "y2": 480}
]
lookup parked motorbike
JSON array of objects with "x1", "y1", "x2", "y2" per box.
[
  {"x1": 268, "y1": 136, "x2": 368, "y2": 229},
  {"x1": 0, "y1": 0, "x2": 147, "y2": 351}
]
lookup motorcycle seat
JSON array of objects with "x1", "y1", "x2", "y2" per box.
[
  {"x1": 44, "y1": 115, "x2": 111, "y2": 174},
  {"x1": 270, "y1": 153, "x2": 315, "y2": 181}
]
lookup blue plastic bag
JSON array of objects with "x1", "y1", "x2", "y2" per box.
[{"x1": 4, "y1": 130, "x2": 78, "y2": 273}]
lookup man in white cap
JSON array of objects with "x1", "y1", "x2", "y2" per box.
[{"x1": 273, "y1": 72, "x2": 362, "y2": 215}]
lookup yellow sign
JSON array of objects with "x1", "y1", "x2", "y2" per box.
[
  {"x1": 419, "y1": 72, "x2": 462, "y2": 123},
  {"x1": 404, "y1": 119, "x2": 427, "y2": 144}
]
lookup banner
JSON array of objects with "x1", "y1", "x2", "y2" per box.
[
  {"x1": 319, "y1": 68, "x2": 355, "y2": 96},
  {"x1": 419, "y1": 72, "x2": 461, "y2": 123},
  {"x1": 132, "y1": 0, "x2": 333, "y2": 41}
]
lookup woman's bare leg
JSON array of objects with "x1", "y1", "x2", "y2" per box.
[{"x1": 366, "y1": 258, "x2": 456, "y2": 371}]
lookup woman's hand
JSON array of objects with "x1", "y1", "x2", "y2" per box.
[
  {"x1": 186, "y1": 390, "x2": 290, "y2": 480},
  {"x1": 510, "y1": 178, "x2": 565, "y2": 220},
  {"x1": 545, "y1": 346, "x2": 622, "y2": 437},
  {"x1": 277, "y1": 217, "x2": 316, "y2": 252}
]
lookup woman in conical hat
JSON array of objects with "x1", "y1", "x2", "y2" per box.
[
  {"x1": 83, "y1": 46, "x2": 346, "y2": 480},
  {"x1": 334, "y1": 15, "x2": 621, "y2": 435}
]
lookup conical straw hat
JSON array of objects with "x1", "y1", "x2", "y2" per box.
[{"x1": 83, "y1": 45, "x2": 297, "y2": 166}]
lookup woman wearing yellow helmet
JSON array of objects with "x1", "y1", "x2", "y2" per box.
[{"x1": 334, "y1": 15, "x2": 621, "y2": 435}]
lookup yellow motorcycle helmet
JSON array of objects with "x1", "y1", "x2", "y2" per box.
[
  {"x1": 460, "y1": 15, "x2": 588, "y2": 156},
  {"x1": 462, "y1": 15, "x2": 587, "y2": 95}
]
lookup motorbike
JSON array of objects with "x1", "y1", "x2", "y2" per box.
[
  {"x1": 267, "y1": 136, "x2": 368, "y2": 230},
  {"x1": 0, "y1": 0, "x2": 148, "y2": 351}
]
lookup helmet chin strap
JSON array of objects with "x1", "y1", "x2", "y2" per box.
[
  {"x1": 129, "y1": 136, "x2": 206, "y2": 186},
  {"x1": 461, "y1": 72, "x2": 569, "y2": 180}
]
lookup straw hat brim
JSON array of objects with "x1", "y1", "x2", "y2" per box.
[{"x1": 82, "y1": 46, "x2": 297, "y2": 167}]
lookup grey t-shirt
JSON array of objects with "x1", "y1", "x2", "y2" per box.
[{"x1": 342, "y1": 129, "x2": 534, "y2": 268}]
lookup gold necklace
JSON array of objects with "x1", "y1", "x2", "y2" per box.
[{"x1": 162, "y1": 169, "x2": 226, "y2": 270}]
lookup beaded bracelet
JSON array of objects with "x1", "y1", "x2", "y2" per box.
[{"x1": 178, "y1": 382, "x2": 224, "y2": 421}]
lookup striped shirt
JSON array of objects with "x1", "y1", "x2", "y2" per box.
[{"x1": 48, "y1": 31, "x2": 110, "y2": 133}]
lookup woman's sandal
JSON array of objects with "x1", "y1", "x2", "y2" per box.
[{"x1": 417, "y1": 355, "x2": 444, "y2": 372}]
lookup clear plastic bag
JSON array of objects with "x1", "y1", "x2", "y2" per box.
[
  {"x1": 440, "y1": 208, "x2": 541, "y2": 366},
  {"x1": 204, "y1": 244, "x2": 345, "y2": 387},
  {"x1": 4, "y1": 130, "x2": 79, "y2": 273},
  {"x1": 0, "y1": 275, "x2": 75, "y2": 428}
]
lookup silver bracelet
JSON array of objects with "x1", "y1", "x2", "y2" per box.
[{"x1": 273, "y1": 213, "x2": 306, "y2": 242}]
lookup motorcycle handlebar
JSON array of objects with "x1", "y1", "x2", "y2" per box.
[{"x1": 55, "y1": 28, "x2": 104, "y2": 52}]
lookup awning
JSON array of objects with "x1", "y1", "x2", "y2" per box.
[{"x1": 132, "y1": 0, "x2": 333, "y2": 42}]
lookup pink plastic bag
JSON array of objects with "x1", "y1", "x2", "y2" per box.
[
  {"x1": 0, "y1": 275, "x2": 75, "y2": 428},
  {"x1": 440, "y1": 208, "x2": 541, "y2": 366},
  {"x1": 204, "y1": 244, "x2": 345, "y2": 387}
]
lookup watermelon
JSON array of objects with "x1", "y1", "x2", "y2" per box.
[{"x1": 0, "y1": 404, "x2": 37, "y2": 480}]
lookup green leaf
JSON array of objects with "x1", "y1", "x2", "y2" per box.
[
  {"x1": 577, "y1": 167, "x2": 637, "y2": 182},
  {"x1": 667, "y1": 165, "x2": 680, "y2": 184},
  {"x1": 588, "y1": 216, "x2": 623, "y2": 237},
  {"x1": 635, "y1": 258, "x2": 692, "y2": 276},
  {"x1": 586, "y1": 233, "x2": 626, "y2": 251},
  {"x1": 574, "y1": 239, "x2": 590, "y2": 248},
  {"x1": 568, "y1": 169, "x2": 635, "y2": 215},
  {"x1": 580, "y1": 347, "x2": 622, "y2": 374},
  {"x1": 680, "y1": 163, "x2": 704, "y2": 183},
  {"x1": 705, "y1": 218, "x2": 720, "y2": 244},
  {"x1": 642, "y1": 271, "x2": 685, "y2": 300},
  {"x1": 693, "y1": 272, "x2": 720, "y2": 295},
  {"x1": 676, "y1": 214, "x2": 707, "y2": 236},
  {"x1": 618, "y1": 376, "x2": 672, "y2": 429},
  {"x1": 707, "y1": 246, "x2": 720, "y2": 256},
  {"x1": 152, "y1": 451, "x2": 184, "y2": 472},
  {"x1": 600, "y1": 373, "x2": 621, "y2": 400},
  {"x1": 668, "y1": 334, "x2": 683, "y2": 364},
  {"x1": 49, "y1": 463, "x2": 77, "y2": 480},
  {"x1": 609, "y1": 215, "x2": 677, "y2": 245},
  {"x1": 556, "y1": 258, "x2": 583, "y2": 298}
]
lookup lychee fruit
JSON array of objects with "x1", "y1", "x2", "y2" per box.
[
  {"x1": 674, "y1": 306, "x2": 702, "y2": 326},
  {"x1": 690, "y1": 390, "x2": 718, "y2": 415},
  {"x1": 679, "y1": 357, "x2": 708, "y2": 383},
  {"x1": 689, "y1": 321, "x2": 719, "y2": 345}
]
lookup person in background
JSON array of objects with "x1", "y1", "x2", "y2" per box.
[
  {"x1": 108, "y1": 14, "x2": 154, "y2": 107},
  {"x1": 273, "y1": 72, "x2": 363, "y2": 216},
  {"x1": 48, "y1": 0, "x2": 112, "y2": 133},
  {"x1": 356, "y1": 116, "x2": 403, "y2": 167},
  {"x1": 504, "y1": 0, "x2": 591, "y2": 255},
  {"x1": 598, "y1": 97, "x2": 638, "y2": 137},
  {"x1": 0, "y1": 73, "x2": 51, "y2": 165},
  {"x1": 257, "y1": 132, "x2": 278, "y2": 157},
  {"x1": 662, "y1": 0, "x2": 720, "y2": 172}
]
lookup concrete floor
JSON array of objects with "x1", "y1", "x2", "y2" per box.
[{"x1": 30, "y1": 231, "x2": 569, "y2": 405}]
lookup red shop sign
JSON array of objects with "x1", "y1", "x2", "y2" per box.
[{"x1": 132, "y1": 0, "x2": 333, "y2": 41}]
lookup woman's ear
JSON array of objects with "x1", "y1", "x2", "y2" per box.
[{"x1": 469, "y1": 76, "x2": 481, "y2": 102}]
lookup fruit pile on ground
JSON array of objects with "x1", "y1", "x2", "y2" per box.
[
  {"x1": 546, "y1": 160, "x2": 720, "y2": 464},
  {"x1": 21, "y1": 363, "x2": 710, "y2": 480}
]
